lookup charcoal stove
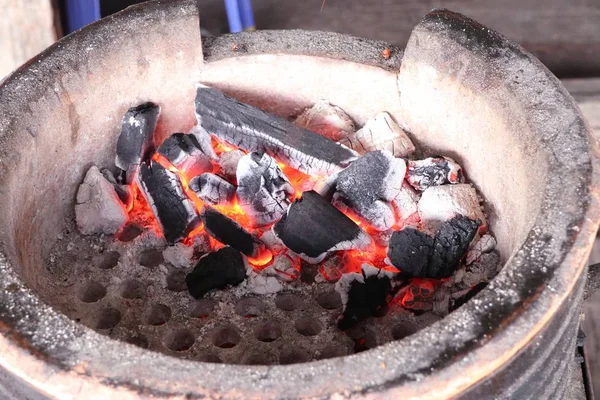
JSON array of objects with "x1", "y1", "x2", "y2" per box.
[{"x1": 0, "y1": 1, "x2": 599, "y2": 399}]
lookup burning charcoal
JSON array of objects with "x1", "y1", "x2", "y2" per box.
[
  {"x1": 466, "y1": 234, "x2": 497, "y2": 265},
  {"x1": 294, "y1": 100, "x2": 355, "y2": 141},
  {"x1": 163, "y1": 242, "x2": 195, "y2": 269},
  {"x1": 267, "y1": 255, "x2": 299, "y2": 281},
  {"x1": 318, "y1": 255, "x2": 343, "y2": 282},
  {"x1": 259, "y1": 230, "x2": 285, "y2": 253},
  {"x1": 236, "y1": 152, "x2": 294, "y2": 227},
  {"x1": 387, "y1": 215, "x2": 480, "y2": 279},
  {"x1": 338, "y1": 112, "x2": 415, "y2": 157},
  {"x1": 335, "y1": 264, "x2": 393, "y2": 330},
  {"x1": 195, "y1": 85, "x2": 357, "y2": 177},
  {"x1": 200, "y1": 207, "x2": 266, "y2": 258},
  {"x1": 189, "y1": 173, "x2": 236, "y2": 206},
  {"x1": 75, "y1": 166, "x2": 128, "y2": 235},
  {"x1": 100, "y1": 167, "x2": 133, "y2": 209},
  {"x1": 219, "y1": 149, "x2": 245, "y2": 180},
  {"x1": 393, "y1": 182, "x2": 421, "y2": 225},
  {"x1": 273, "y1": 191, "x2": 372, "y2": 264},
  {"x1": 157, "y1": 133, "x2": 213, "y2": 178},
  {"x1": 137, "y1": 161, "x2": 200, "y2": 244},
  {"x1": 186, "y1": 246, "x2": 247, "y2": 298},
  {"x1": 406, "y1": 156, "x2": 463, "y2": 191},
  {"x1": 418, "y1": 184, "x2": 486, "y2": 232},
  {"x1": 115, "y1": 102, "x2": 160, "y2": 184},
  {"x1": 399, "y1": 279, "x2": 437, "y2": 312},
  {"x1": 188, "y1": 125, "x2": 218, "y2": 160},
  {"x1": 334, "y1": 150, "x2": 406, "y2": 231}
]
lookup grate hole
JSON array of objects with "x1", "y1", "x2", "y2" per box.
[
  {"x1": 76, "y1": 281, "x2": 106, "y2": 303},
  {"x1": 211, "y1": 325, "x2": 241, "y2": 348},
  {"x1": 242, "y1": 351, "x2": 277, "y2": 365},
  {"x1": 280, "y1": 349, "x2": 310, "y2": 365},
  {"x1": 125, "y1": 334, "x2": 149, "y2": 349},
  {"x1": 294, "y1": 316, "x2": 322, "y2": 336},
  {"x1": 254, "y1": 321, "x2": 282, "y2": 342},
  {"x1": 145, "y1": 303, "x2": 171, "y2": 326},
  {"x1": 187, "y1": 299, "x2": 215, "y2": 318},
  {"x1": 274, "y1": 293, "x2": 303, "y2": 311},
  {"x1": 95, "y1": 251, "x2": 120, "y2": 270},
  {"x1": 120, "y1": 279, "x2": 145, "y2": 299},
  {"x1": 197, "y1": 353, "x2": 222, "y2": 363},
  {"x1": 391, "y1": 323, "x2": 419, "y2": 341},
  {"x1": 117, "y1": 223, "x2": 144, "y2": 242},
  {"x1": 166, "y1": 270, "x2": 187, "y2": 292},
  {"x1": 95, "y1": 308, "x2": 121, "y2": 329},
  {"x1": 139, "y1": 249, "x2": 164, "y2": 269},
  {"x1": 316, "y1": 291, "x2": 342, "y2": 310},
  {"x1": 164, "y1": 329, "x2": 195, "y2": 351},
  {"x1": 235, "y1": 297, "x2": 266, "y2": 317}
]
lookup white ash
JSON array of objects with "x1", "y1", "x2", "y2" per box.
[
  {"x1": 393, "y1": 181, "x2": 421, "y2": 223},
  {"x1": 188, "y1": 125, "x2": 218, "y2": 160},
  {"x1": 191, "y1": 234, "x2": 211, "y2": 254},
  {"x1": 218, "y1": 149, "x2": 246, "y2": 180},
  {"x1": 189, "y1": 173, "x2": 236, "y2": 206},
  {"x1": 372, "y1": 229, "x2": 394, "y2": 248},
  {"x1": 338, "y1": 112, "x2": 415, "y2": 157},
  {"x1": 162, "y1": 242, "x2": 195, "y2": 269},
  {"x1": 295, "y1": 100, "x2": 355, "y2": 142},
  {"x1": 418, "y1": 184, "x2": 486, "y2": 230},
  {"x1": 242, "y1": 267, "x2": 284, "y2": 295},
  {"x1": 259, "y1": 230, "x2": 286, "y2": 253},
  {"x1": 267, "y1": 255, "x2": 298, "y2": 282},
  {"x1": 75, "y1": 166, "x2": 128, "y2": 235},
  {"x1": 466, "y1": 234, "x2": 497, "y2": 265},
  {"x1": 407, "y1": 156, "x2": 463, "y2": 191}
]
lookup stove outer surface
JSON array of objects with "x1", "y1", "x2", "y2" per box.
[{"x1": 0, "y1": 1, "x2": 598, "y2": 399}]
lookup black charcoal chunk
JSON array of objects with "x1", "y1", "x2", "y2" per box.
[
  {"x1": 387, "y1": 215, "x2": 480, "y2": 279},
  {"x1": 236, "y1": 152, "x2": 293, "y2": 227},
  {"x1": 186, "y1": 247, "x2": 247, "y2": 298},
  {"x1": 195, "y1": 85, "x2": 357, "y2": 177},
  {"x1": 137, "y1": 161, "x2": 200, "y2": 244},
  {"x1": 406, "y1": 156, "x2": 463, "y2": 191},
  {"x1": 200, "y1": 207, "x2": 264, "y2": 258},
  {"x1": 115, "y1": 102, "x2": 160, "y2": 184},
  {"x1": 335, "y1": 264, "x2": 393, "y2": 330},
  {"x1": 334, "y1": 150, "x2": 406, "y2": 231},
  {"x1": 157, "y1": 133, "x2": 213, "y2": 177},
  {"x1": 273, "y1": 191, "x2": 371, "y2": 264},
  {"x1": 189, "y1": 173, "x2": 236, "y2": 205}
]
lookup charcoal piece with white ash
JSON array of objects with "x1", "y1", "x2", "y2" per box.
[
  {"x1": 466, "y1": 234, "x2": 497, "y2": 265},
  {"x1": 273, "y1": 191, "x2": 372, "y2": 264},
  {"x1": 100, "y1": 167, "x2": 133, "y2": 208},
  {"x1": 418, "y1": 183, "x2": 486, "y2": 231},
  {"x1": 454, "y1": 250, "x2": 501, "y2": 289},
  {"x1": 236, "y1": 152, "x2": 294, "y2": 227},
  {"x1": 195, "y1": 85, "x2": 357, "y2": 177},
  {"x1": 219, "y1": 149, "x2": 245, "y2": 181},
  {"x1": 335, "y1": 264, "x2": 394, "y2": 330},
  {"x1": 338, "y1": 112, "x2": 415, "y2": 157},
  {"x1": 294, "y1": 100, "x2": 355, "y2": 141},
  {"x1": 156, "y1": 133, "x2": 213, "y2": 178},
  {"x1": 75, "y1": 166, "x2": 128, "y2": 235},
  {"x1": 137, "y1": 161, "x2": 200, "y2": 244},
  {"x1": 388, "y1": 215, "x2": 480, "y2": 279},
  {"x1": 406, "y1": 156, "x2": 463, "y2": 191},
  {"x1": 188, "y1": 125, "x2": 218, "y2": 160},
  {"x1": 334, "y1": 150, "x2": 406, "y2": 231},
  {"x1": 115, "y1": 102, "x2": 160, "y2": 184},
  {"x1": 189, "y1": 173, "x2": 236, "y2": 206},
  {"x1": 185, "y1": 246, "x2": 247, "y2": 299},
  {"x1": 200, "y1": 207, "x2": 266, "y2": 258},
  {"x1": 393, "y1": 182, "x2": 421, "y2": 226}
]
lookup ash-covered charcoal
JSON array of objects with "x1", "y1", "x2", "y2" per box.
[
  {"x1": 294, "y1": 100, "x2": 355, "y2": 141},
  {"x1": 263, "y1": 255, "x2": 299, "y2": 282},
  {"x1": 236, "y1": 152, "x2": 294, "y2": 227},
  {"x1": 75, "y1": 166, "x2": 128, "y2": 235},
  {"x1": 466, "y1": 234, "x2": 497, "y2": 265},
  {"x1": 335, "y1": 264, "x2": 394, "y2": 330},
  {"x1": 393, "y1": 181, "x2": 421, "y2": 225},
  {"x1": 163, "y1": 242, "x2": 195, "y2": 269},
  {"x1": 406, "y1": 156, "x2": 463, "y2": 191},
  {"x1": 157, "y1": 133, "x2": 213, "y2": 178},
  {"x1": 218, "y1": 149, "x2": 245, "y2": 181},
  {"x1": 244, "y1": 268, "x2": 283, "y2": 295},
  {"x1": 418, "y1": 183, "x2": 486, "y2": 231},
  {"x1": 318, "y1": 254, "x2": 343, "y2": 282},
  {"x1": 388, "y1": 215, "x2": 480, "y2": 279},
  {"x1": 454, "y1": 251, "x2": 501, "y2": 290},
  {"x1": 273, "y1": 191, "x2": 372, "y2": 264},
  {"x1": 200, "y1": 207, "x2": 266, "y2": 258},
  {"x1": 185, "y1": 246, "x2": 247, "y2": 298},
  {"x1": 338, "y1": 112, "x2": 415, "y2": 157},
  {"x1": 334, "y1": 150, "x2": 406, "y2": 231},
  {"x1": 195, "y1": 85, "x2": 357, "y2": 177},
  {"x1": 115, "y1": 102, "x2": 160, "y2": 184},
  {"x1": 137, "y1": 161, "x2": 200, "y2": 244},
  {"x1": 189, "y1": 173, "x2": 236, "y2": 206},
  {"x1": 188, "y1": 125, "x2": 218, "y2": 160},
  {"x1": 432, "y1": 281, "x2": 452, "y2": 316},
  {"x1": 100, "y1": 167, "x2": 133, "y2": 209}
]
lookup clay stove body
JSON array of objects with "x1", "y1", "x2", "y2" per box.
[{"x1": 0, "y1": 1, "x2": 598, "y2": 399}]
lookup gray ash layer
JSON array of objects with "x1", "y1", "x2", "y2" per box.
[
  {"x1": 189, "y1": 173, "x2": 236, "y2": 206},
  {"x1": 406, "y1": 156, "x2": 463, "y2": 191},
  {"x1": 157, "y1": 133, "x2": 213, "y2": 178}
]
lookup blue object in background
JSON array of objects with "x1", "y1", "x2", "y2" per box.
[
  {"x1": 224, "y1": 0, "x2": 243, "y2": 33},
  {"x1": 237, "y1": 0, "x2": 255, "y2": 30},
  {"x1": 66, "y1": 0, "x2": 101, "y2": 33}
]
